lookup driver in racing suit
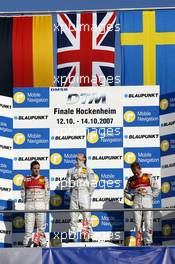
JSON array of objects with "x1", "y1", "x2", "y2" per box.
[
  {"x1": 21, "y1": 160, "x2": 50, "y2": 247},
  {"x1": 66, "y1": 153, "x2": 95, "y2": 242},
  {"x1": 124, "y1": 162, "x2": 160, "y2": 246}
]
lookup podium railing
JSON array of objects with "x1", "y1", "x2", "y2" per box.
[{"x1": 0, "y1": 208, "x2": 174, "y2": 213}]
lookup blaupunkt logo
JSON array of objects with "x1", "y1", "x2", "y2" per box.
[
  {"x1": 13, "y1": 92, "x2": 26, "y2": 104},
  {"x1": 160, "y1": 98, "x2": 169, "y2": 111},
  {"x1": 50, "y1": 153, "x2": 62, "y2": 165},
  {"x1": 13, "y1": 133, "x2": 26, "y2": 145},
  {"x1": 124, "y1": 111, "x2": 136, "y2": 123},
  {"x1": 87, "y1": 131, "x2": 99, "y2": 144},
  {"x1": 124, "y1": 152, "x2": 136, "y2": 164}
]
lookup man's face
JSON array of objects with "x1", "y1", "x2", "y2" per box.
[
  {"x1": 31, "y1": 164, "x2": 40, "y2": 177},
  {"x1": 132, "y1": 166, "x2": 141, "y2": 177},
  {"x1": 77, "y1": 153, "x2": 86, "y2": 163}
]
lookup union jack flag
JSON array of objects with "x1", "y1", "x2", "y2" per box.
[{"x1": 57, "y1": 12, "x2": 116, "y2": 87}]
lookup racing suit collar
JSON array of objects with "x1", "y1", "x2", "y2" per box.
[
  {"x1": 134, "y1": 172, "x2": 143, "y2": 179},
  {"x1": 31, "y1": 174, "x2": 40, "y2": 179}
]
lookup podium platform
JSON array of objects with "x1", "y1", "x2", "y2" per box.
[{"x1": 0, "y1": 246, "x2": 175, "y2": 264}]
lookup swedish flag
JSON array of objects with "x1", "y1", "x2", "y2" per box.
[{"x1": 120, "y1": 10, "x2": 175, "y2": 94}]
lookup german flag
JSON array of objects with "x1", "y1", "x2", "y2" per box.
[{"x1": 0, "y1": 16, "x2": 54, "y2": 97}]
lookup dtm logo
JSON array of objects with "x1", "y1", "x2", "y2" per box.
[
  {"x1": 91, "y1": 215, "x2": 100, "y2": 228},
  {"x1": 13, "y1": 133, "x2": 26, "y2": 145},
  {"x1": 67, "y1": 93, "x2": 106, "y2": 105},
  {"x1": 13, "y1": 216, "x2": 25, "y2": 229},
  {"x1": 13, "y1": 92, "x2": 26, "y2": 104},
  {"x1": 87, "y1": 131, "x2": 99, "y2": 144},
  {"x1": 50, "y1": 153, "x2": 62, "y2": 165},
  {"x1": 50, "y1": 195, "x2": 62, "y2": 207},
  {"x1": 162, "y1": 224, "x2": 172, "y2": 236},
  {"x1": 124, "y1": 152, "x2": 136, "y2": 164},
  {"x1": 161, "y1": 140, "x2": 170, "y2": 152},
  {"x1": 124, "y1": 111, "x2": 136, "y2": 123},
  {"x1": 162, "y1": 182, "x2": 171, "y2": 193},
  {"x1": 13, "y1": 174, "x2": 24, "y2": 187},
  {"x1": 160, "y1": 98, "x2": 169, "y2": 110}
]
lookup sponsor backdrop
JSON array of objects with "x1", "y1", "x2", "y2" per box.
[
  {"x1": 11, "y1": 86, "x2": 160, "y2": 247},
  {"x1": 160, "y1": 92, "x2": 175, "y2": 245},
  {"x1": 0, "y1": 95, "x2": 13, "y2": 247}
]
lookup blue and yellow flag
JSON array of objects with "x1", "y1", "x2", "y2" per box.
[{"x1": 120, "y1": 10, "x2": 175, "y2": 94}]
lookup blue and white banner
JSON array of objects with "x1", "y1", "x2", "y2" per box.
[
  {"x1": 160, "y1": 92, "x2": 175, "y2": 245},
  {"x1": 0, "y1": 95, "x2": 13, "y2": 247},
  {"x1": 12, "y1": 86, "x2": 160, "y2": 247}
]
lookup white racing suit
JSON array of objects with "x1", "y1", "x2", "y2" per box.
[
  {"x1": 124, "y1": 173, "x2": 160, "y2": 245},
  {"x1": 21, "y1": 175, "x2": 50, "y2": 247},
  {"x1": 66, "y1": 164, "x2": 95, "y2": 239}
]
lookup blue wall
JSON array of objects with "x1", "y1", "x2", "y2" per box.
[{"x1": 1, "y1": 0, "x2": 175, "y2": 12}]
